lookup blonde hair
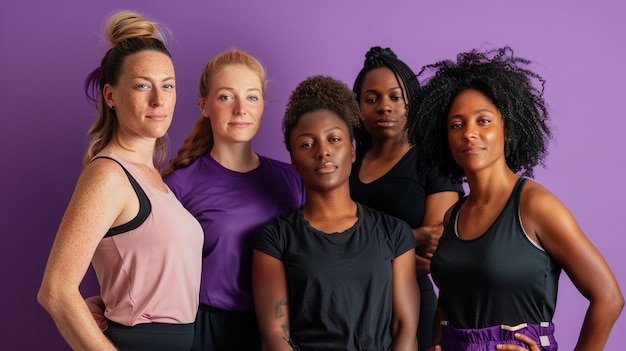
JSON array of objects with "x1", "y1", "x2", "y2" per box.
[
  {"x1": 161, "y1": 49, "x2": 266, "y2": 176},
  {"x1": 83, "y1": 10, "x2": 171, "y2": 167}
]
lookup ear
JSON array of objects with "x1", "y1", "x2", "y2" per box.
[
  {"x1": 103, "y1": 84, "x2": 115, "y2": 109},
  {"x1": 351, "y1": 145, "x2": 356, "y2": 163},
  {"x1": 199, "y1": 98, "x2": 208, "y2": 118}
]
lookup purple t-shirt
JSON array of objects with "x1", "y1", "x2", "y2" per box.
[{"x1": 164, "y1": 154, "x2": 304, "y2": 311}]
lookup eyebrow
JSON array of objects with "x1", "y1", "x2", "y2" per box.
[
  {"x1": 449, "y1": 108, "x2": 496, "y2": 119},
  {"x1": 295, "y1": 126, "x2": 342, "y2": 139},
  {"x1": 216, "y1": 86, "x2": 262, "y2": 93},
  {"x1": 363, "y1": 86, "x2": 402, "y2": 94},
  {"x1": 134, "y1": 75, "x2": 175, "y2": 82}
]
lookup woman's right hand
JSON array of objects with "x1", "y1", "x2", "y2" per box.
[
  {"x1": 85, "y1": 296, "x2": 108, "y2": 331},
  {"x1": 496, "y1": 333, "x2": 540, "y2": 350}
]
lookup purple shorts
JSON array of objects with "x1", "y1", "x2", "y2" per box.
[{"x1": 439, "y1": 321, "x2": 558, "y2": 350}]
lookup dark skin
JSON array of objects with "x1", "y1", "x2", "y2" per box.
[
  {"x1": 357, "y1": 67, "x2": 459, "y2": 274},
  {"x1": 252, "y1": 109, "x2": 419, "y2": 351},
  {"x1": 429, "y1": 89, "x2": 623, "y2": 350}
]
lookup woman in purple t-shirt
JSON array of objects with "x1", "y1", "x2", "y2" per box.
[{"x1": 161, "y1": 49, "x2": 304, "y2": 351}]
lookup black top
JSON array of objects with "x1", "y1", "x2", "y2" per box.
[
  {"x1": 431, "y1": 178, "x2": 562, "y2": 328},
  {"x1": 255, "y1": 203, "x2": 416, "y2": 351},
  {"x1": 350, "y1": 147, "x2": 463, "y2": 229}
]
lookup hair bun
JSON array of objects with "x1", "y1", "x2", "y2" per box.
[
  {"x1": 364, "y1": 46, "x2": 397, "y2": 67},
  {"x1": 105, "y1": 10, "x2": 162, "y2": 46}
]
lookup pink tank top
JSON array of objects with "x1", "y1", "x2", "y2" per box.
[{"x1": 91, "y1": 153, "x2": 203, "y2": 326}]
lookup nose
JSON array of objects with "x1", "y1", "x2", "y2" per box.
[
  {"x1": 376, "y1": 98, "x2": 392, "y2": 114},
  {"x1": 315, "y1": 143, "x2": 330, "y2": 159},
  {"x1": 233, "y1": 100, "x2": 247, "y2": 116},
  {"x1": 376, "y1": 99, "x2": 391, "y2": 115},
  {"x1": 463, "y1": 125, "x2": 478, "y2": 141},
  {"x1": 150, "y1": 89, "x2": 164, "y2": 107}
]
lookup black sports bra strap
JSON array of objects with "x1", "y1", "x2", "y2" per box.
[{"x1": 92, "y1": 156, "x2": 152, "y2": 238}]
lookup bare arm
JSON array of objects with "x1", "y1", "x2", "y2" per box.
[
  {"x1": 391, "y1": 249, "x2": 420, "y2": 351},
  {"x1": 414, "y1": 191, "x2": 459, "y2": 275},
  {"x1": 252, "y1": 250, "x2": 293, "y2": 351},
  {"x1": 413, "y1": 191, "x2": 459, "y2": 261},
  {"x1": 37, "y1": 160, "x2": 137, "y2": 350},
  {"x1": 428, "y1": 301, "x2": 445, "y2": 350},
  {"x1": 521, "y1": 181, "x2": 624, "y2": 350}
]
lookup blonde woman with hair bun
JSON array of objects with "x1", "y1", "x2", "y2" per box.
[{"x1": 38, "y1": 10, "x2": 203, "y2": 350}]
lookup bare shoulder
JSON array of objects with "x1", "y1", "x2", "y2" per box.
[
  {"x1": 78, "y1": 158, "x2": 132, "y2": 193},
  {"x1": 519, "y1": 179, "x2": 562, "y2": 215},
  {"x1": 519, "y1": 179, "x2": 580, "y2": 249},
  {"x1": 68, "y1": 158, "x2": 136, "y2": 226}
]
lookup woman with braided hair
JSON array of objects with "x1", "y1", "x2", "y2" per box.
[
  {"x1": 162, "y1": 49, "x2": 304, "y2": 350},
  {"x1": 407, "y1": 47, "x2": 623, "y2": 350},
  {"x1": 351, "y1": 46, "x2": 463, "y2": 350},
  {"x1": 253, "y1": 76, "x2": 419, "y2": 350}
]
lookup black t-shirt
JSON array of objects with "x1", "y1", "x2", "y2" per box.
[
  {"x1": 350, "y1": 147, "x2": 463, "y2": 229},
  {"x1": 254, "y1": 203, "x2": 416, "y2": 351}
]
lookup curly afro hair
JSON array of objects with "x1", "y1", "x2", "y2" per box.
[
  {"x1": 406, "y1": 46, "x2": 552, "y2": 181},
  {"x1": 283, "y1": 75, "x2": 361, "y2": 151}
]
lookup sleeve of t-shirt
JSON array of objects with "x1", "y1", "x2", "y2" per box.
[
  {"x1": 163, "y1": 170, "x2": 186, "y2": 201},
  {"x1": 424, "y1": 168, "x2": 465, "y2": 197},
  {"x1": 253, "y1": 219, "x2": 285, "y2": 261},
  {"x1": 392, "y1": 218, "x2": 418, "y2": 258}
]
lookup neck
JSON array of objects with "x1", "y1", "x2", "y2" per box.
[
  {"x1": 106, "y1": 139, "x2": 157, "y2": 168},
  {"x1": 210, "y1": 142, "x2": 259, "y2": 172},
  {"x1": 467, "y1": 170, "x2": 516, "y2": 210},
  {"x1": 303, "y1": 187, "x2": 356, "y2": 221},
  {"x1": 367, "y1": 135, "x2": 411, "y2": 159}
]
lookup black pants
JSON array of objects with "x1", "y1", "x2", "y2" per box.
[
  {"x1": 191, "y1": 304, "x2": 262, "y2": 351},
  {"x1": 104, "y1": 319, "x2": 194, "y2": 351}
]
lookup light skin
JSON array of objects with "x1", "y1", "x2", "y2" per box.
[
  {"x1": 200, "y1": 64, "x2": 264, "y2": 172},
  {"x1": 358, "y1": 67, "x2": 459, "y2": 274},
  {"x1": 252, "y1": 109, "x2": 419, "y2": 350},
  {"x1": 429, "y1": 89, "x2": 623, "y2": 350},
  {"x1": 37, "y1": 50, "x2": 176, "y2": 350}
]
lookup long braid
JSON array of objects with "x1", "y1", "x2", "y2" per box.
[{"x1": 352, "y1": 47, "x2": 420, "y2": 155}]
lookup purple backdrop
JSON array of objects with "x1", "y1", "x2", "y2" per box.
[{"x1": 1, "y1": 0, "x2": 624, "y2": 349}]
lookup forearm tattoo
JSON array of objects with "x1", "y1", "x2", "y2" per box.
[{"x1": 273, "y1": 299, "x2": 288, "y2": 318}]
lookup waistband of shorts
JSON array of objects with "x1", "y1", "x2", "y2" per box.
[
  {"x1": 441, "y1": 321, "x2": 557, "y2": 349},
  {"x1": 106, "y1": 319, "x2": 194, "y2": 334}
]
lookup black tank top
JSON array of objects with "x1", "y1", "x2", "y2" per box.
[{"x1": 431, "y1": 178, "x2": 561, "y2": 328}]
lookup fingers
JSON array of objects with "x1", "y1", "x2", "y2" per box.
[
  {"x1": 415, "y1": 254, "x2": 431, "y2": 276},
  {"x1": 496, "y1": 333, "x2": 540, "y2": 351}
]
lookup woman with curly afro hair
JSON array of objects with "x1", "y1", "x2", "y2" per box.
[
  {"x1": 407, "y1": 47, "x2": 623, "y2": 350},
  {"x1": 253, "y1": 76, "x2": 420, "y2": 350}
]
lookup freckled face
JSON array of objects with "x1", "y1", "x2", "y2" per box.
[
  {"x1": 200, "y1": 65, "x2": 264, "y2": 145},
  {"x1": 104, "y1": 50, "x2": 176, "y2": 140},
  {"x1": 359, "y1": 67, "x2": 407, "y2": 141},
  {"x1": 289, "y1": 109, "x2": 355, "y2": 193},
  {"x1": 447, "y1": 89, "x2": 507, "y2": 174}
]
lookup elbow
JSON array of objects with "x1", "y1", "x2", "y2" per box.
[
  {"x1": 593, "y1": 286, "x2": 625, "y2": 322},
  {"x1": 37, "y1": 282, "x2": 64, "y2": 316},
  {"x1": 607, "y1": 286, "x2": 624, "y2": 320},
  {"x1": 613, "y1": 290, "x2": 625, "y2": 318},
  {"x1": 37, "y1": 284, "x2": 55, "y2": 313}
]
